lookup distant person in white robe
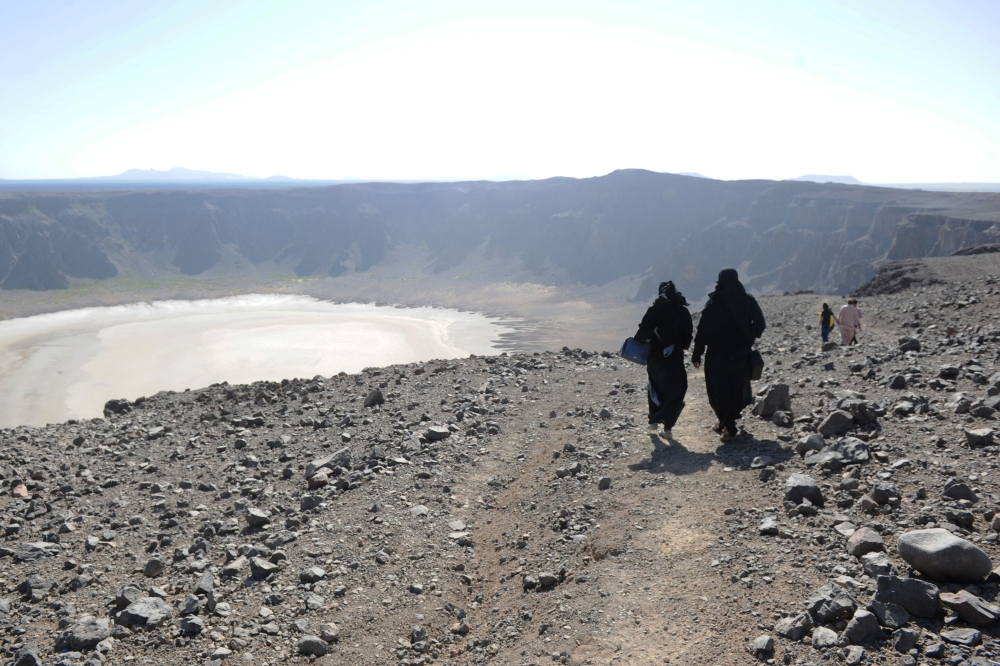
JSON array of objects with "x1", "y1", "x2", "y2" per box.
[{"x1": 838, "y1": 298, "x2": 862, "y2": 344}]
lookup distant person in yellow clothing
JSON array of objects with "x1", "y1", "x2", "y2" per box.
[{"x1": 838, "y1": 298, "x2": 862, "y2": 345}]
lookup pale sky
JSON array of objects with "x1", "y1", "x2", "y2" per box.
[{"x1": 1, "y1": 0, "x2": 998, "y2": 182}]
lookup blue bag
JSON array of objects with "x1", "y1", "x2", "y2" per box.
[{"x1": 619, "y1": 337, "x2": 650, "y2": 365}]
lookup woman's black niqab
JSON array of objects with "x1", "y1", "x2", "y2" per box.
[{"x1": 708, "y1": 269, "x2": 753, "y2": 344}]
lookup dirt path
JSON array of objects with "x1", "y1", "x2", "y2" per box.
[{"x1": 455, "y1": 363, "x2": 802, "y2": 666}]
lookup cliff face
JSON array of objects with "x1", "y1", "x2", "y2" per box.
[
  {"x1": 1, "y1": 171, "x2": 999, "y2": 299},
  {"x1": 644, "y1": 184, "x2": 1000, "y2": 300}
]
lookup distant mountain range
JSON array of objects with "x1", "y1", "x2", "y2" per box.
[
  {"x1": 99, "y1": 167, "x2": 268, "y2": 182},
  {"x1": 789, "y1": 174, "x2": 1000, "y2": 192},
  {"x1": 2, "y1": 169, "x2": 1000, "y2": 300},
  {"x1": 3, "y1": 168, "x2": 999, "y2": 193},
  {"x1": 790, "y1": 175, "x2": 865, "y2": 185},
  {"x1": 0, "y1": 168, "x2": 349, "y2": 190}
]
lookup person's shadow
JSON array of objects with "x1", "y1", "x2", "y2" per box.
[
  {"x1": 627, "y1": 432, "x2": 793, "y2": 476},
  {"x1": 627, "y1": 434, "x2": 714, "y2": 476}
]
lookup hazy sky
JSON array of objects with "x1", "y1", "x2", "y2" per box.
[{"x1": 1, "y1": 0, "x2": 998, "y2": 182}]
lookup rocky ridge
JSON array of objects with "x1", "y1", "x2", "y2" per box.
[
  {"x1": 3, "y1": 171, "x2": 1000, "y2": 300},
  {"x1": 4, "y1": 283, "x2": 1000, "y2": 665}
]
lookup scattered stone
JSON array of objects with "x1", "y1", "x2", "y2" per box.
[
  {"x1": 811, "y1": 626, "x2": 838, "y2": 649},
  {"x1": 938, "y1": 589, "x2": 999, "y2": 626},
  {"x1": 818, "y1": 410, "x2": 854, "y2": 437},
  {"x1": 941, "y1": 627, "x2": 982, "y2": 647},
  {"x1": 965, "y1": 428, "x2": 994, "y2": 447},
  {"x1": 246, "y1": 507, "x2": 271, "y2": 528},
  {"x1": 14, "y1": 541, "x2": 60, "y2": 563},
  {"x1": 319, "y1": 623, "x2": 340, "y2": 642},
  {"x1": 300, "y1": 566, "x2": 326, "y2": 584},
  {"x1": 893, "y1": 627, "x2": 919, "y2": 653},
  {"x1": 751, "y1": 635, "x2": 773, "y2": 658},
  {"x1": 784, "y1": 474, "x2": 824, "y2": 507},
  {"x1": 250, "y1": 556, "x2": 279, "y2": 580},
  {"x1": 873, "y1": 575, "x2": 939, "y2": 618},
  {"x1": 297, "y1": 635, "x2": 328, "y2": 656},
  {"x1": 795, "y1": 434, "x2": 825, "y2": 456},
  {"x1": 55, "y1": 615, "x2": 110, "y2": 651},
  {"x1": 752, "y1": 384, "x2": 791, "y2": 418},
  {"x1": 943, "y1": 478, "x2": 979, "y2": 503},
  {"x1": 774, "y1": 613, "x2": 812, "y2": 641},
  {"x1": 806, "y1": 582, "x2": 857, "y2": 623},
  {"x1": 116, "y1": 597, "x2": 173, "y2": 628},
  {"x1": 840, "y1": 609, "x2": 885, "y2": 645},
  {"x1": 143, "y1": 555, "x2": 166, "y2": 577},
  {"x1": 363, "y1": 388, "x2": 385, "y2": 407},
  {"x1": 897, "y1": 528, "x2": 992, "y2": 583},
  {"x1": 870, "y1": 600, "x2": 909, "y2": 629},
  {"x1": 425, "y1": 426, "x2": 451, "y2": 441},
  {"x1": 846, "y1": 527, "x2": 884, "y2": 558}
]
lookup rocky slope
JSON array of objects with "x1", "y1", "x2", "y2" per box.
[
  {"x1": 5, "y1": 283, "x2": 1000, "y2": 665},
  {"x1": 2, "y1": 172, "x2": 1000, "y2": 301},
  {"x1": 855, "y1": 247, "x2": 1000, "y2": 297}
]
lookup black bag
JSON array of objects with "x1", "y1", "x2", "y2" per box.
[{"x1": 749, "y1": 349, "x2": 764, "y2": 381}]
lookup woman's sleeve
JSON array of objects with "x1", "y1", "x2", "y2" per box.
[
  {"x1": 677, "y1": 307, "x2": 694, "y2": 350},
  {"x1": 635, "y1": 303, "x2": 658, "y2": 342},
  {"x1": 691, "y1": 308, "x2": 708, "y2": 362}
]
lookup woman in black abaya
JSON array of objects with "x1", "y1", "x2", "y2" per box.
[
  {"x1": 635, "y1": 281, "x2": 693, "y2": 439},
  {"x1": 691, "y1": 269, "x2": 766, "y2": 441}
]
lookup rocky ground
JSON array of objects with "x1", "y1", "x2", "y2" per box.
[{"x1": 4, "y1": 271, "x2": 1000, "y2": 666}]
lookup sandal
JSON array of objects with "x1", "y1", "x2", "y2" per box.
[
  {"x1": 719, "y1": 428, "x2": 737, "y2": 442},
  {"x1": 712, "y1": 421, "x2": 722, "y2": 434}
]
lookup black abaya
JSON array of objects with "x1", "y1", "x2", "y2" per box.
[
  {"x1": 646, "y1": 347, "x2": 688, "y2": 428},
  {"x1": 635, "y1": 290, "x2": 693, "y2": 428},
  {"x1": 703, "y1": 352, "x2": 753, "y2": 433},
  {"x1": 691, "y1": 272, "x2": 766, "y2": 434}
]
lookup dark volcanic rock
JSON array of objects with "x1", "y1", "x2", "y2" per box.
[{"x1": 874, "y1": 575, "x2": 939, "y2": 618}]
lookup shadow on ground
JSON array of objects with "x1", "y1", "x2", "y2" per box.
[{"x1": 628, "y1": 432, "x2": 795, "y2": 476}]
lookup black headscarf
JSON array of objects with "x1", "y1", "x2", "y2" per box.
[
  {"x1": 709, "y1": 269, "x2": 752, "y2": 341},
  {"x1": 658, "y1": 280, "x2": 689, "y2": 307}
]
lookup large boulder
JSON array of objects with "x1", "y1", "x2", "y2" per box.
[
  {"x1": 818, "y1": 411, "x2": 854, "y2": 438},
  {"x1": 784, "y1": 474, "x2": 824, "y2": 507},
  {"x1": 752, "y1": 384, "x2": 791, "y2": 418},
  {"x1": 897, "y1": 528, "x2": 992, "y2": 583},
  {"x1": 874, "y1": 575, "x2": 939, "y2": 618}
]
